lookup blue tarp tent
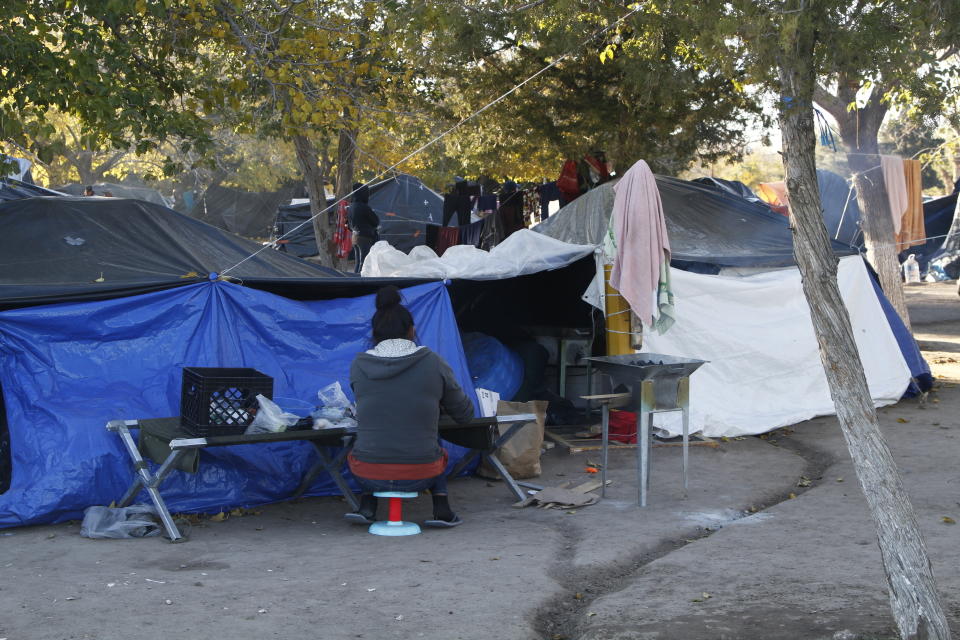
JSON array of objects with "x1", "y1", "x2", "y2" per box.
[
  {"x1": 902, "y1": 193, "x2": 958, "y2": 275},
  {"x1": 0, "y1": 280, "x2": 476, "y2": 527}
]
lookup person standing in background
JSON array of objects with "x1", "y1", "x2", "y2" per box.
[{"x1": 349, "y1": 183, "x2": 379, "y2": 273}]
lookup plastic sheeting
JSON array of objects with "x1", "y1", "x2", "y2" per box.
[
  {"x1": 275, "y1": 174, "x2": 444, "y2": 256},
  {"x1": 0, "y1": 178, "x2": 65, "y2": 201},
  {"x1": 0, "y1": 280, "x2": 477, "y2": 527},
  {"x1": 361, "y1": 229, "x2": 596, "y2": 280},
  {"x1": 188, "y1": 184, "x2": 299, "y2": 239},
  {"x1": 0, "y1": 196, "x2": 342, "y2": 310},
  {"x1": 56, "y1": 182, "x2": 169, "y2": 206},
  {"x1": 641, "y1": 256, "x2": 912, "y2": 437},
  {"x1": 535, "y1": 176, "x2": 857, "y2": 268}
]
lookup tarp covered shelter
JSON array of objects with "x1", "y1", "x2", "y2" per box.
[
  {"x1": 0, "y1": 280, "x2": 475, "y2": 527},
  {"x1": 0, "y1": 197, "x2": 344, "y2": 310},
  {"x1": 534, "y1": 175, "x2": 858, "y2": 269},
  {"x1": 275, "y1": 174, "x2": 444, "y2": 256},
  {"x1": 0, "y1": 177, "x2": 65, "y2": 201},
  {"x1": 189, "y1": 184, "x2": 298, "y2": 239},
  {"x1": 756, "y1": 169, "x2": 862, "y2": 247},
  {"x1": 366, "y1": 171, "x2": 927, "y2": 438},
  {"x1": 0, "y1": 196, "x2": 474, "y2": 526},
  {"x1": 903, "y1": 193, "x2": 958, "y2": 274},
  {"x1": 691, "y1": 176, "x2": 762, "y2": 202},
  {"x1": 56, "y1": 182, "x2": 168, "y2": 206}
]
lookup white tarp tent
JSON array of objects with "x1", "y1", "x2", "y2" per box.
[
  {"x1": 361, "y1": 200, "x2": 913, "y2": 438},
  {"x1": 645, "y1": 256, "x2": 911, "y2": 437}
]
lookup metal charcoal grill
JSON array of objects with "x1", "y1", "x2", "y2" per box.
[{"x1": 586, "y1": 353, "x2": 707, "y2": 506}]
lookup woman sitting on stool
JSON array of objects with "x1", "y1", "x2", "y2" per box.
[{"x1": 345, "y1": 285, "x2": 475, "y2": 527}]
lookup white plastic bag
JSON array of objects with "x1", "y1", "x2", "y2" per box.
[
  {"x1": 312, "y1": 382, "x2": 357, "y2": 429},
  {"x1": 80, "y1": 505, "x2": 161, "y2": 539},
  {"x1": 246, "y1": 394, "x2": 300, "y2": 434},
  {"x1": 317, "y1": 381, "x2": 351, "y2": 409}
]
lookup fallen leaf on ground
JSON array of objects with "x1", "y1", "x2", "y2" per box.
[
  {"x1": 584, "y1": 467, "x2": 599, "y2": 474},
  {"x1": 209, "y1": 512, "x2": 226, "y2": 522},
  {"x1": 836, "y1": 477, "x2": 844, "y2": 483},
  {"x1": 942, "y1": 517, "x2": 956, "y2": 525},
  {"x1": 587, "y1": 612, "x2": 597, "y2": 617},
  {"x1": 797, "y1": 476, "x2": 812, "y2": 487},
  {"x1": 788, "y1": 493, "x2": 796, "y2": 499},
  {"x1": 896, "y1": 418, "x2": 909, "y2": 423},
  {"x1": 574, "y1": 593, "x2": 583, "y2": 600}
]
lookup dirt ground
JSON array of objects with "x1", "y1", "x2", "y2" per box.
[{"x1": 1, "y1": 283, "x2": 958, "y2": 640}]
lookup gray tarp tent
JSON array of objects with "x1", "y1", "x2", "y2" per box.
[
  {"x1": 275, "y1": 174, "x2": 444, "y2": 256},
  {"x1": 535, "y1": 175, "x2": 857, "y2": 268},
  {"x1": 189, "y1": 184, "x2": 299, "y2": 239}
]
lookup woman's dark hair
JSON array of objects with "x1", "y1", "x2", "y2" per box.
[{"x1": 372, "y1": 285, "x2": 414, "y2": 344}]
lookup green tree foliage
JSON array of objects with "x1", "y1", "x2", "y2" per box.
[
  {"x1": 0, "y1": 1, "x2": 215, "y2": 171},
  {"x1": 409, "y1": 1, "x2": 767, "y2": 180}
]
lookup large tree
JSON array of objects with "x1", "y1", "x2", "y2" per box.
[
  {"x1": 645, "y1": 1, "x2": 954, "y2": 637},
  {"x1": 409, "y1": 1, "x2": 767, "y2": 180},
  {"x1": 195, "y1": 0, "x2": 428, "y2": 264},
  {"x1": 0, "y1": 1, "x2": 215, "y2": 173}
]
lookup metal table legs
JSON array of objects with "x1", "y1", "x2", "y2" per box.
[
  {"x1": 631, "y1": 378, "x2": 692, "y2": 507},
  {"x1": 445, "y1": 417, "x2": 543, "y2": 502},
  {"x1": 292, "y1": 436, "x2": 359, "y2": 510},
  {"x1": 107, "y1": 420, "x2": 186, "y2": 541}
]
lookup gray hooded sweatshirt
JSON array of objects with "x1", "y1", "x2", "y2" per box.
[{"x1": 349, "y1": 347, "x2": 475, "y2": 464}]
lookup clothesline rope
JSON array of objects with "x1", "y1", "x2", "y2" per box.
[{"x1": 219, "y1": 6, "x2": 643, "y2": 277}]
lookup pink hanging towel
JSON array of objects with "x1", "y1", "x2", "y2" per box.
[{"x1": 609, "y1": 160, "x2": 671, "y2": 328}]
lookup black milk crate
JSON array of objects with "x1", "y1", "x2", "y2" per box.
[{"x1": 180, "y1": 367, "x2": 273, "y2": 436}]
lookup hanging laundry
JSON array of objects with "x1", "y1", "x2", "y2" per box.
[
  {"x1": 557, "y1": 159, "x2": 582, "y2": 203},
  {"x1": 333, "y1": 199, "x2": 353, "y2": 259},
  {"x1": 480, "y1": 211, "x2": 505, "y2": 250},
  {"x1": 880, "y1": 155, "x2": 909, "y2": 235},
  {"x1": 477, "y1": 194, "x2": 498, "y2": 214},
  {"x1": 425, "y1": 223, "x2": 440, "y2": 251},
  {"x1": 523, "y1": 188, "x2": 540, "y2": 226},
  {"x1": 537, "y1": 182, "x2": 561, "y2": 220},
  {"x1": 458, "y1": 220, "x2": 484, "y2": 247},
  {"x1": 896, "y1": 159, "x2": 926, "y2": 250},
  {"x1": 436, "y1": 226, "x2": 460, "y2": 256},
  {"x1": 609, "y1": 160, "x2": 672, "y2": 329},
  {"x1": 498, "y1": 182, "x2": 525, "y2": 238}
]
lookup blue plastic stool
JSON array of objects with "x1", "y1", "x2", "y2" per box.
[{"x1": 368, "y1": 492, "x2": 421, "y2": 536}]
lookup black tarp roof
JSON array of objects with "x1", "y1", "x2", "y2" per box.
[
  {"x1": 691, "y1": 176, "x2": 762, "y2": 202},
  {"x1": 535, "y1": 175, "x2": 858, "y2": 268},
  {"x1": 0, "y1": 197, "x2": 359, "y2": 310},
  {"x1": 275, "y1": 173, "x2": 444, "y2": 256}
]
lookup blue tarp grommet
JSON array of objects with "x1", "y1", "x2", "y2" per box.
[{"x1": 208, "y1": 272, "x2": 219, "y2": 281}]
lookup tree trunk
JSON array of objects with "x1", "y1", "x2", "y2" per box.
[
  {"x1": 75, "y1": 151, "x2": 96, "y2": 186},
  {"x1": 777, "y1": 5, "x2": 950, "y2": 640},
  {"x1": 292, "y1": 133, "x2": 334, "y2": 267},
  {"x1": 334, "y1": 126, "x2": 358, "y2": 201},
  {"x1": 842, "y1": 133, "x2": 913, "y2": 331}
]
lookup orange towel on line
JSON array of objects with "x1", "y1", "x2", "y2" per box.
[{"x1": 896, "y1": 159, "x2": 925, "y2": 250}]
